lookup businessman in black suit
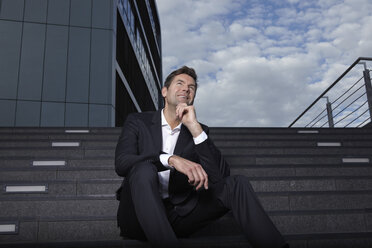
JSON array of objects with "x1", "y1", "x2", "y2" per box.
[{"x1": 115, "y1": 66, "x2": 288, "y2": 247}]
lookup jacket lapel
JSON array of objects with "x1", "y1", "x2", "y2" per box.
[
  {"x1": 150, "y1": 110, "x2": 162, "y2": 153},
  {"x1": 173, "y1": 125, "x2": 192, "y2": 156}
]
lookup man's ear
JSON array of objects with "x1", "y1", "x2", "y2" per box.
[{"x1": 161, "y1": 87, "x2": 167, "y2": 98}]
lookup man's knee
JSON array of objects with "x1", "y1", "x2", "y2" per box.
[
  {"x1": 226, "y1": 175, "x2": 254, "y2": 192},
  {"x1": 128, "y1": 162, "x2": 158, "y2": 186}
]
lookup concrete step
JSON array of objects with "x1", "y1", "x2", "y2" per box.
[
  {"x1": 209, "y1": 127, "x2": 372, "y2": 134},
  {"x1": 215, "y1": 139, "x2": 372, "y2": 147},
  {"x1": 192, "y1": 210, "x2": 372, "y2": 236},
  {"x1": 232, "y1": 165, "x2": 372, "y2": 177},
  {"x1": 1, "y1": 191, "x2": 372, "y2": 219},
  {"x1": 1, "y1": 177, "x2": 372, "y2": 198},
  {"x1": 0, "y1": 159, "x2": 114, "y2": 168},
  {"x1": 0, "y1": 146, "x2": 371, "y2": 160},
  {"x1": 0, "y1": 134, "x2": 120, "y2": 141},
  {"x1": 1, "y1": 179, "x2": 122, "y2": 197},
  {"x1": 220, "y1": 147, "x2": 372, "y2": 156},
  {"x1": 4, "y1": 132, "x2": 372, "y2": 142},
  {"x1": 0, "y1": 218, "x2": 120, "y2": 244},
  {"x1": 0, "y1": 196, "x2": 118, "y2": 219},
  {"x1": 1, "y1": 155, "x2": 370, "y2": 169},
  {"x1": 1, "y1": 163, "x2": 372, "y2": 181},
  {"x1": 1, "y1": 210, "x2": 371, "y2": 246},
  {"x1": 225, "y1": 155, "x2": 371, "y2": 166},
  {"x1": 0, "y1": 127, "x2": 121, "y2": 134},
  {"x1": 0, "y1": 167, "x2": 118, "y2": 181},
  {"x1": 0, "y1": 140, "x2": 118, "y2": 149},
  {"x1": 211, "y1": 133, "x2": 372, "y2": 140},
  {"x1": 3, "y1": 139, "x2": 372, "y2": 149}
]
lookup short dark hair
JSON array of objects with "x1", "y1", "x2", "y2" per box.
[{"x1": 164, "y1": 66, "x2": 198, "y2": 90}]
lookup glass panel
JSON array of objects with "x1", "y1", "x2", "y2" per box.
[
  {"x1": 70, "y1": 0, "x2": 91, "y2": 27},
  {"x1": 40, "y1": 102, "x2": 64, "y2": 126},
  {"x1": 90, "y1": 29, "x2": 112, "y2": 104},
  {"x1": 42, "y1": 25, "x2": 68, "y2": 102},
  {"x1": 0, "y1": 0, "x2": 24, "y2": 21},
  {"x1": 47, "y1": 0, "x2": 70, "y2": 25},
  {"x1": 18, "y1": 23, "x2": 46, "y2": 101},
  {"x1": 0, "y1": 100, "x2": 16, "y2": 126},
  {"x1": 65, "y1": 103, "x2": 88, "y2": 126},
  {"x1": 24, "y1": 0, "x2": 47, "y2": 23},
  {"x1": 66, "y1": 27, "x2": 90, "y2": 103},
  {"x1": 89, "y1": 104, "x2": 110, "y2": 127},
  {"x1": 0, "y1": 21, "x2": 22, "y2": 99},
  {"x1": 92, "y1": 0, "x2": 112, "y2": 29},
  {"x1": 15, "y1": 100, "x2": 41, "y2": 126}
]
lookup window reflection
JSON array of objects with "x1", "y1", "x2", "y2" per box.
[{"x1": 117, "y1": 0, "x2": 159, "y2": 106}]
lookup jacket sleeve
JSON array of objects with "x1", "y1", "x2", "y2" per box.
[
  {"x1": 115, "y1": 114, "x2": 161, "y2": 177},
  {"x1": 194, "y1": 126, "x2": 230, "y2": 183}
]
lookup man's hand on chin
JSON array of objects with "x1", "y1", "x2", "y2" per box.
[
  {"x1": 168, "y1": 155, "x2": 209, "y2": 191},
  {"x1": 175, "y1": 103, "x2": 203, "y2": 138}
]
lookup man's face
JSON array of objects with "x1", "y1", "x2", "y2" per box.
[{"x1": 162, "y1": 74, "x2": 196, "y2": 107}]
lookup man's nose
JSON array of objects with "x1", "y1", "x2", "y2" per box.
[{"x1": 181, "y1": 85, "x2": 189, "y2": 92}]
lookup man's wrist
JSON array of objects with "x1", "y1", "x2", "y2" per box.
[
  {"x1": 168, "y1": 155, "x2": 175, "y2": 167},
  {"x1": 187, "y1": 122, "x2": 203, "y2": 138}
]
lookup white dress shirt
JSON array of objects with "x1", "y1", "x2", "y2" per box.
[{"x1": 158, "y1": 109, "x2": 208, "y2": 198}]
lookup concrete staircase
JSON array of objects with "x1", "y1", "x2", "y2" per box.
[{"x1": 0, "y1": 127, "x2": 372, "y2": 248}]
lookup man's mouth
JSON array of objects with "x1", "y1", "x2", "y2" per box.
[{"x1": 177, "y1": 95, "x2": 188, "y2": 100}]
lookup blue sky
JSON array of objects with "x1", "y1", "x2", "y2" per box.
[{"x1": 156, "y1": 0, "x2": 372, "y2": 127}]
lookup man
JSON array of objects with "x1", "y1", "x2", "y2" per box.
[{"x1": 115, "y1": 66, "x2": 288, "y2": 247}]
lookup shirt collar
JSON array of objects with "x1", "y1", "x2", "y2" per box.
[{"x1": 161, "y1": 109, "x2": 182, "y2": 131}]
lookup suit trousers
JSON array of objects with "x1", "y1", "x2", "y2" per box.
[{"x1": 117, "y1": 162, "x2": 286, "y2": 248}]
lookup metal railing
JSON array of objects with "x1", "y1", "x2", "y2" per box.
[{"x1": 289, "y1": 57, "x2": 372, "y2": 128}]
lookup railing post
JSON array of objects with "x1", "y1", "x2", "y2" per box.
[
  {"x1": 322, "y1": 96, "x2": 334, "y2": 128},
  {"x1": 326, "y1": 101, "x2": 334, "y2": 128},
  {"x1": 363, "y1": 69, "x2": 372, "y2": 120}
]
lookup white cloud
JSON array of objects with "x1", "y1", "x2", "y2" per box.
[{"x1": 156, "y1": 0, "x2": 372, "y2": 127}]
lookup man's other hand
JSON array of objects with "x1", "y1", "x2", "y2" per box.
[{"x1": 168, "y1": 155, "x2": 208, "y2": 190}]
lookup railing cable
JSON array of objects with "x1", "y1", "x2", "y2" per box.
[
  {"x1": 334, "y1": 100, "x2": 368, "y2": 126},
  {"x1": 345, "y1": 106, "x2": 370, "y2": 127},
  {"x1": 331, "y1": 76, "x2": 364, "y2": 105},
  {"x1": 310, "y1": 113, "x2": 328, "y2": 128},
  {"x1": 305, "y1": 108, "x2": 326, "y2": 127},
  {"x1": 332, "y1": 92, "x2": 366, "y2": 119},
  {"x1": 331, "y1": 84, "x2": 365, "y2": 114},
  {"x1": 356, "y1": 116, "x2": 371, "y2": 128}
]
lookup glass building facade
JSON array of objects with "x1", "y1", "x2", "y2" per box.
[{"x1": 0, "y1": 0, "x2": 162, "y2": 127}]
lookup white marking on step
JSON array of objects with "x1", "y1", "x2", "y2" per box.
[
  {"x1": 297, "y1": 130, "x2": 319, "y2": 134},
  {"x1": 32, "y1": 161, "x2": 66, "y2": 166},
  {"x1": 317, "y1": 142, "x2": 341, "y2": 147},
  {"x1": 0, "y1": 224, "x2": 17, "y2": 233},
  {"x1": 342, "y1": 158, "x2": 370, "y2": 163},
  {"x1": 65, "y1": 130, "x2": 89, "y2": 133},
  {"x1": 5, "y1": 185, "x2": 47, "y2": 193},
  {"x1": 52, "y1": 142, "x2": 80, "y2": 147}
]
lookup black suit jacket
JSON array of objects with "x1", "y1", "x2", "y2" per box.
[{"x1": 115, "y1": 110, "x2": 230, "y2": 216}]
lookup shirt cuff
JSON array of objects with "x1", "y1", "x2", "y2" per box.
[
  {"x1": 193, "y1": 131, "x2": 208, "y2": 145},
  {"x1": 160, "y1": 154, "x2": 172, "y2": 167},
  {"x1": 158, "y1": 170, "x2": 170, "y2": 199}
]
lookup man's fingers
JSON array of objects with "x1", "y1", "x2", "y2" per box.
[
  {"x1": 193, "y1": 165, "x2": 208, "y2": 190},
  {"x1": 201, "y1": 169, "x2": 209, "y2": 190},
  {"x1": 187, "y1": 171, "x2": 195, "y2": 185},
  {"x1": 191, "y1": 169, "x2": 200, "y2": 187},
  {"x1": 171, "y1": 156, "x2": 208, "y2": 190}
]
